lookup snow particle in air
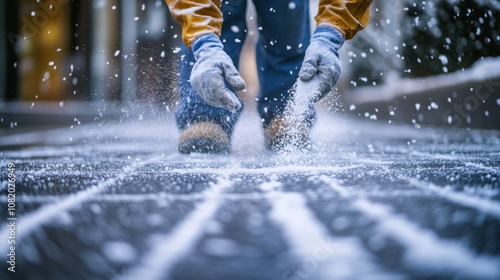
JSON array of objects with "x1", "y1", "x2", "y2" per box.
[
  {"x1": 43, "y1": 71, "x2": 50, "y2": 82},
  {"x1": 288, "y1": 2, "x2": 296, "y2": 9}
]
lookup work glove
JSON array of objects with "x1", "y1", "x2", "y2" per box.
[
  {"x1": 190, "y1": 33, "x2": 245, "y2": 111},
  {"x1": 298, "y1": 25, "x2": 344, "y2": 102}
]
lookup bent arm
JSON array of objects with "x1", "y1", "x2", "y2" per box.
[
  {"x1": 316, "y1": 0, "x2": 372, "y2": 39},
  {"x1": 165, "y1": 0, "x2": 223, "y2": 48}
]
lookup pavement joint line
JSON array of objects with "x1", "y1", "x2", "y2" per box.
[
  {"x1": 0, "y1": 189, "x2": 431, "y2": 204},
  {"x1": 164, "y1": 164, "x2": 363, "y2": 175},
  {"x1": 122, "y1": 176, "x2": 232, "y2": 280},
  {"x1": 0, "y1": 192, "x2": 270, "y2": 203},
  {"x1": 260, "y1": 179, "x2": 394, "y2": 279},
  {"x1": 0, "y1": 154, "x2": 166, "y2": 258},
  {"x1": 403, "y1": 177, "x2": 500, "y2": 219},
  {"x1": 410, "y1": 151, "x2": 500, "y2": 169},
  {"x1": 320, "y1": 176, "x2": 500, "y2": 279},
  {"x1": 409, "y1": 151, "x2": 465, "y2": 161},
  {"x1": 463, "y1": 162, "x2": 500, "y2": 174}
]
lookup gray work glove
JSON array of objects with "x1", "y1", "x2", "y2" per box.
[
  {"x1": 190, "y1": 33, "x2": 245, "y2": 111},
  {"x1": 299, "y1": 25, "x2": 344, "y2": 102}
]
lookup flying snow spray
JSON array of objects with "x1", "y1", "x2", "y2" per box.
[{"x1": 280, "y1": 77, "x2": 323, "y2": 152}]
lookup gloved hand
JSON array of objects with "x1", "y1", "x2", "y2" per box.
[
  {"x1": 299, "y1": 25, "x2": 344, "y2": 102},
  {"x1": 190, "y1": 33, "x2": 245, "y2": 111}
]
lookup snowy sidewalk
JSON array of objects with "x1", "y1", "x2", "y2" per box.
[{"x1": 1, "y1": 110, "x2": 499, "y2": 280}]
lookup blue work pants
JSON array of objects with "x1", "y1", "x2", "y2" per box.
[{"x1": 175, "y1": 0, "x2": 313, "y2": 135}]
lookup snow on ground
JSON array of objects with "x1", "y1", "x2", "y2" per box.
[
  {"x1": 348, "y1": 57, "x2": 500, "y2": 104},
  {"x1": 0, "y1": 109, "x2": 499, "y2": 280}
]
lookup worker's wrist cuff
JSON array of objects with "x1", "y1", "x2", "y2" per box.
[
  {"x1": 192, "y1": 33, "x2": 223, "y2": 60},
  {"x1": 313, "y1": 25, "x2": 344, "y2": 50}
]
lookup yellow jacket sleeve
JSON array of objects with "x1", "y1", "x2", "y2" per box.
[
  {"x1": 165, "y1": 0, "x2": 223, "y2": 48},
  {"x1": 316, "y1": 0, "x2": 372, "y2": 39}
]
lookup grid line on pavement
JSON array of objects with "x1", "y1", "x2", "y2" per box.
[
  {"x1": 123, "y1": 177, "x2": 233, "y2": 280},
  {"x1": 320, "y1": 176, "x2": 500, "y2": 279},
  {"x1": 0, "y1": 155, "x2": 166, "y2": 257}
]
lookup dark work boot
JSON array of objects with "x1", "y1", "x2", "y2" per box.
[{"x1": 178, "y1": 122, "x2": 230, "y2": 154}]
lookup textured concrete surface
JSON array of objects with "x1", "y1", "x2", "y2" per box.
[{"x1": 1, "y1": 110, "x2": 499, "y2": 280}]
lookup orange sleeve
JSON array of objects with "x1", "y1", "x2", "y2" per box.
[
  {"x1": 315, "y1": 0, "x2": 372, "y2": 39},
  {"x1": 165, "y1": 0, "x2": 223, "y2": 48}
]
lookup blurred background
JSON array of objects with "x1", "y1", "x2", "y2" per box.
[{"x1": 1, "y1": 0, "x2": 499, "y2": 135}]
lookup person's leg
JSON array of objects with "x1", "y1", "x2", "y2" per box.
[
  {"x1": 252, "y1": 0, "x2": 312, "y2": 128},
  {"x1": 175, "y1": 0, "x2": 248, "y2": 137}
]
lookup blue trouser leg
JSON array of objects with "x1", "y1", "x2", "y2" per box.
[
  {"x1": 175, "y1": 0, "x2": 248, "y2": 136},
  {"x1": 252, "y1": 0, "x2": 313, "y2": 128}
]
